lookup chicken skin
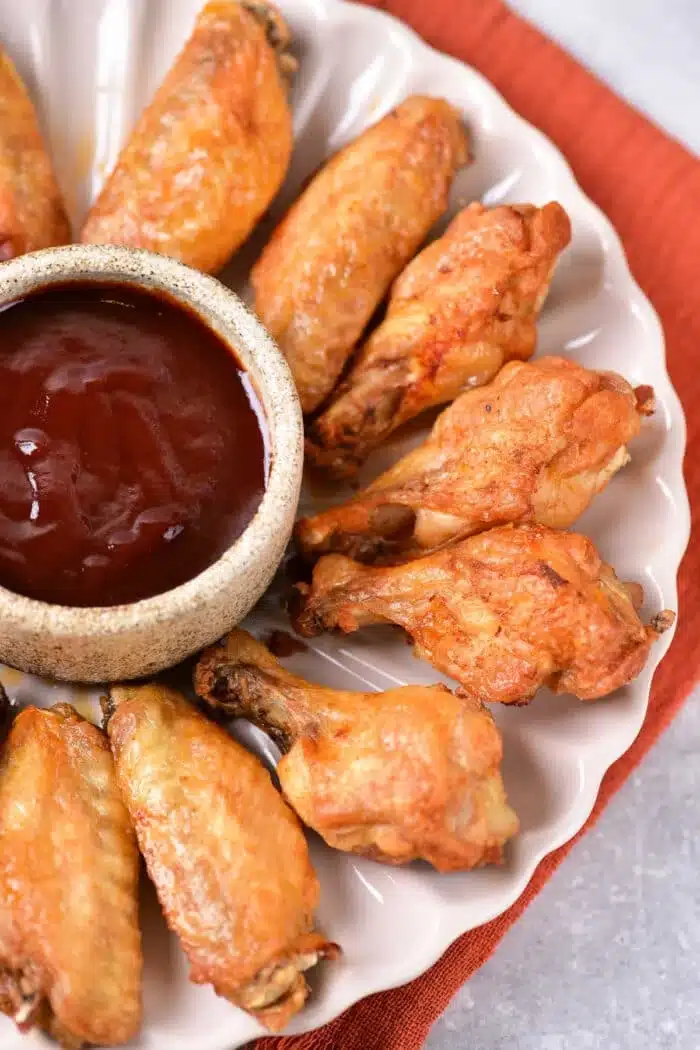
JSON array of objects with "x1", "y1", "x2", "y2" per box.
[
  {"x1": 294, "y1": 524, "x2": 674, "y2": 705},
  {"x1": 81, "y1": 1, "x2": 295, "y2": 273},
  {"x1": 105, "y1": 683, "x2": 337, "y2": 1033},
  {"x1": 194, "y1": 630, "x2": 518, "y2": 873},
  {"x1": 0, "y1": 704, "x2": 142, "y2": 1048},
  {"x1": 0, "y1": 48, "x2": 71, "y2": 259},
  {"x1": 252, "y1": 96, "x2": 469, "y2": 413},
  {"x1": 297, "y1": 357, "x2": 653, "y2": 561},
  {"x1": 306, "y1": 201, "x2": 572, "y2": 477}
]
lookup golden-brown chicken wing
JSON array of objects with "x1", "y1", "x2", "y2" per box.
[
  {"x1": 251, "y1": 96, "x2": 469, "y2": 412},
  {"x1": 195, "y1": 630, "x2": 518, "y2": 872},
  {"x1": 294, "y1": 524, "x2": 673, "y2": 705},
  {"x1": 297, "y1": 357, "x2": 653, "y2": 561},
  {"x1": 105, "y1": 683, "x2": 336, "y2": 1033},
  {"x1": 306, "y1": 201, "x2": 572, "y2": 476},
  {"x1": 80, "y1": 1, "x2": 295, "y2": 273},
  {"x1": 0, "y1": 49, "x2": 71, "y2": 259},
  {"x1": 0, "y1": 704, "x2": 142, "y2": 1048}
]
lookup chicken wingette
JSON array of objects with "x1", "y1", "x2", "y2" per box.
[
  {"x1": 252, "y1": 95, "x2": 469, "y2": 412},
  {"x1": 195, "y1": 630, "x2": 518, "y2": 872},
  {"x1": 0, "y1": 704, "x2": 142, "y2": 1048},
  {"x1": 0, "y1": 48, "x2": 70, "y2": 258},
  {"x1": 307, "y1": 201, "x2": 571, "y2": 477},
  {"x1": 293, "y1": 524, "x2": 673, "y2": 705},
  {"x1": 297, "y1": 357, "x2": 653, "y2": 561},
  {"x1": 105, "y1": 683, "x2": 337, "y2": 1033},
  {"x1": 81, "y1": 1, "x2": 295, "y2": 273}
]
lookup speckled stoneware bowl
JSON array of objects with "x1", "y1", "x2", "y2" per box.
[{"x1": 0, "y1": 244, "x2": 303, "y2": 682}]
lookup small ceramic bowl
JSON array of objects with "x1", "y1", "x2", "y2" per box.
[{"x1": 0, "y1": 245, "x2": 303, "y2": 682}]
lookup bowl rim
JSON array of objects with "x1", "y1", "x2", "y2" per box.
[{"x1": 0, "y1": 243, "x2": 304, "y2": 638}]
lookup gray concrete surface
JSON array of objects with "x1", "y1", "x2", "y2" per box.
[{"x1": 427, "y1": 3, "x2": 698, "y2": 1048}]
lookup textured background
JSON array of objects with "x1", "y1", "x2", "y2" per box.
[{"x1": 426, "y1": 2, "x2": 699, "y2": 1048}]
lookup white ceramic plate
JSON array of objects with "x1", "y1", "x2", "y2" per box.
[{"x1": 0, "y1": 1, "x2": 690, "y2": 1048}]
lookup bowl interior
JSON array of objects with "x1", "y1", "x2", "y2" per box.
[{"x1": 0, "y1": 245, "x2": 304, "y2": 638}]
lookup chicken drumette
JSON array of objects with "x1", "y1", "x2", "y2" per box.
[
  {"x1": 0, "y1": 704, "x2": 142, "y2": 1048},
  {"x1": 252, "y1": 95, "x2": 469, "y2": 413},
  {"x1": 195, "y1": 629, "x2": 518, "y2": 873},
  {"x1": 105, "y1": 683, "x2": 337, "y2": 1033},
  {"x1": 294, "y1": 524, "x2": 674, "y2": 705},
  {"x1": 306, "y1": 201, "x2": 571, "y2": 477},
  {"x1": 81, "y1": 1, "x2": 295, "y2": 273},
  {"x1": 297, "y1": 357, "x2": 653, "y2": 561}
]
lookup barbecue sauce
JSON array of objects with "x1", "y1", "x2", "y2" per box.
[{"x1": 0, "y1": 282, "x2": 267, "y2": 606}]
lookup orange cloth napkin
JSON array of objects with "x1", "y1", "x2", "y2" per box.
[{"x1": 255, "y1": 1, "x2": 699, "y2": 1047}]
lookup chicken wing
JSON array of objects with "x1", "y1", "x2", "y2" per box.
[
  {"x1": 105, "y1": 683, "x2": 337, "y2": 1033},
  {"x1": 194, "y1": 630, "x2": 518, "y2": 872},
  {"x1": 0, "y1": 49, "x2": 71, "y2": 259},
  {"x1": 293, "y1": 524, "x2": 674, "y2": 705},
  {"x1": 80, "y1": 1, "x2": 295, "y2": 273},
  {"x1": 297, "y1": 357, "x2": 653, "y2": 561},
  {"x1": 251, "y1": 96, "x2": 469, "y2": 413},
  {"x1": 306, "y1": 201, "x2": 572, "y2": 477},
  {"x1": 0, "y1": 704, "x2": 142, "y2": 1048}
]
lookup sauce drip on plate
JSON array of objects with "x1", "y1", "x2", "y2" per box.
[{"x1": 0, "y1": 282, "x2": 267, "y2": 607}]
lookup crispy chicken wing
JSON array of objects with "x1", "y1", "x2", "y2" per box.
[
  {"x1": 0, "y1": 49, "x2": 71, "y2": 259},
  {"x1": 0, "y1": 704, "x2": 142, "y2": 1048},
  {"x1": 195, "y1": 630, "x2": 518, "y2": 872},
  {"x1": 252, "y1": 96, "x2": 469, "y2": 412},
  {"x1": 294, "y1": 524, "x2": 674, "y2": 705},
  {"x1": 306, "y1": 201, "x2": 572, "y2": 476},
  {"x1": 105, "y1": 683, "x2": 336, "y2": 1033},
  {"x1": 297, "y1": 357, "x2": 653, "y2": 561},
  {"x1": 80, "y1": 1, "x2": 295, "y2": 273}
]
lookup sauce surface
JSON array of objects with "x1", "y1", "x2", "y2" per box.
[{"x1": 0, "y1": 282, "x2": 267, "y2": 606}]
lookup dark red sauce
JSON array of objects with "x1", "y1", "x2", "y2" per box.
[{"x1": 0, "y1": 282, "x2": 267, "y2": 606}]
